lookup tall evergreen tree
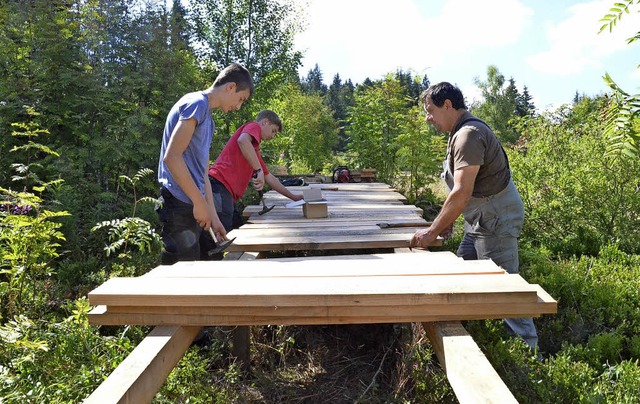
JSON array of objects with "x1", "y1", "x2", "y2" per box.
[
  {"x1": 301, "y1": 63, "x2": 328, "y2": 96},
  {"x1": 520, "y1": 85, "x2": 535, "y2": 115},
  {"x1": 325, "y1": 73, "x2": 355, "y2": 151},
  {"x1": 472, "y1": 66, "x2": 520, "y2": 144},
  {"x1": 394, "y1": 69, "x2": 422, "y2": 106}
]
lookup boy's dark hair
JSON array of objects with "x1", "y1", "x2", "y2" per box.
[
  {"x1": 420, "y1": 82, "x2": 467, "y2": 110},
  {"x1": 256, "y1": 110, "x2": 282, "y2": 132},
  {"x1": 213, "y1": 63, "x2": 255, "y2": 98}
]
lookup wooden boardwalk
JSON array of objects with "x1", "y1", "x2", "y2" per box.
[
  {"x1": 226, "y1": 183, "x2": 441, "y2": 252},
  {"x1": 85, "y1": 182, "x2": 556, "y2": 403}
]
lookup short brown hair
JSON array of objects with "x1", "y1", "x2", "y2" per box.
[
  {"x1": 256, "y1": 110, "x2": 282, "y2": 132},
  {"x1": 213, "y1": 63, "x2": 255, "y2": 99},
  {"x1": 420, "y1": 82, "x2": 467, "y2": 110}
]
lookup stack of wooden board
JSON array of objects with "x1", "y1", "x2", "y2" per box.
[
  {"x1": 88, "y1": 252, "x2": 556, "y2": 326},
  {"x1": 227, "y1": 183, "x2": 441, "y2": 252}
]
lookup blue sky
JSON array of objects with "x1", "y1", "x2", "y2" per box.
[{"x1": 292, "y1": 0, "x2": 640, "y2": 111}]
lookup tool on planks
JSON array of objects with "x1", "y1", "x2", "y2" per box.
[
  {"x1": 207, "y1": 227, "x2": 235, "y2": 255},
  {"x1": 257, "y1": 190, "x2": 275, "y2": 215},
  {"x1": 377, "y1": 221, "x2": 433, "y2": 228},
  {"x1": 253, "y1": 168, "x2": 275, "y2": 215}
]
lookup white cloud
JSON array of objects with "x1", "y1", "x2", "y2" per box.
[
  {"x1": 431, "y1": 0, "x2": 533, "y2": 49},
  {"x1": 295, "y1": 0, "x2": 533, "y2": 83},
  {"x1": 527, "y1": 0, "x2": 640, "y2": 76},
  {"x1": 295, "y1": 0, "x2": 427, "y2": 82},
  {"x1": 461, "y1": 84, "x2": 484, "y2": 105}
]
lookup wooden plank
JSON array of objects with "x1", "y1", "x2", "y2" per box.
[
  {"x1": 99, "y1": 295, "x2": 557, "y2": 318},
  {"x1": 260, "y1": 190, "x2": 409, "y2": 200},
  {"x1": 227, "y1": 225, "x2": 434, "y2": 239},
  {"x1": 422, "y1": 321, "x2": 518, "y2": 404},
  {"x1": 88, "y1": 274, "x2": 539, "y2": 307},
  {"x1": 247, "y1": 208, "x2": 424, "y2": 216},
  {"x1": 244, "y1": 214, "x2": 426, "y2": 225},
  {"x1": 256, "y1": 195, "x2": 408, "y2": 205},
  {"x1": 242, "y1": 201, "x2": 405, "y2": 215},
  {"x1": 223, "y1": 234, "x2": 442, "y2": 252},
  {"x1": 89, "y1": 296, "x2": 555, "y2": 326},
  {"x1": 246, "y1": 211, "x2": 423, "y2": 220},
  {"x1": 239, "y1": 217, "x2": 429, "y2": 229},
  {"x1": 84, "y1": 324, "x2": 201, "y2": 404},
  {"x1": 144, "y1": 254, "x2": 506, "y2": 279},
  {"x1": 243, "y1": 204, "x2": 423, "y2": 218},
  {"x1": 282, "y1": 183, "x2": 394, "y2": 192}
]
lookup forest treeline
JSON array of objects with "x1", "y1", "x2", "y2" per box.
[{"x1": 1, "y1": 0, "x2": 639, "y2": 402}]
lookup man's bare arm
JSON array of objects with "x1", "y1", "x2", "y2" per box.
[{"x1": 410, "y1": 165, "x2": 479, "y2": 247}]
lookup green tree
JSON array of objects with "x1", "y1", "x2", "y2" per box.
[
  {"x1": 346, "y1": 75, "x2": 412, "y2": 183},
  {"x1": 49, "y1": 0, "x2": 200, "y2": 261},
  {"x1": 520, "y1": 85, "x2": 536, "y2": 115},
  {"x1": 190, "y1": 0, "x2": 303, "y2": 138},
  {"x1": 0, "y1": 0, "x2": 87, "y2": 186},
  {"x1": 264, "y1": 84, "x2": 337, "y2": 173},
  {"x1": 395, "y1": 106, "x2": 445, "y2": 203},
  {"x1": 472, "y1": 66, "x2": 522, "y2": 144},
  {"x1": 301, "y1": 63, "x2": 328, "y2": 96},
  {"x1": 395, "y1": 69, "x2": 428, "y2": 106},
  {"x1": 325, "y1": 74, "x2": 355, "y2": 151}
]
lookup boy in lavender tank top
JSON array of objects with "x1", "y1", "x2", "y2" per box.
[{"x1": 157, "y1": 63, "x2": 254, "y2": 265}]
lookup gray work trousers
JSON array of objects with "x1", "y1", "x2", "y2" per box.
[{"x1": 457, "y1": 180, "x2": 539, "y2": 350}]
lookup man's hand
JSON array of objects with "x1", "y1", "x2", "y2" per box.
[
  {"x1": 194, "y1": 198, "x2": 227, "y2": 240},
  {"x1": 193, "y1": 198, "x2": 211, "y2": 229},
  {"x1": 252, "y1": 168, "x2": 265, "y2": 191},
  {"x1": 411, "y1": 224, "x2": 454, "y2": 248},
  {"x1": 410, "y1": 228, "x2": 438, "y2": 248},
  {"x1": 209, "y1": 216, "x2": 227, "y2": 241},
  {"x1": 290, "y1": 194, "x2": 304, "y2": 202}
]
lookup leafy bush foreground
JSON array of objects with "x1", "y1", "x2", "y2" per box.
[{"x1": 2, "y1": 244, "x2": 640, "y2": 403}]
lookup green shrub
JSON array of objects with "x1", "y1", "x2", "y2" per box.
[
  {"x1": 0, "y1": 299, "x2": 143, "y2": 402},
  {"x1": 511, "y1": 104, "x2": 640, "y2": 257}
]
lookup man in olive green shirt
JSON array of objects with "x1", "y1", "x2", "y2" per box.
[{"x1": 411, "y1": 81, "x2": 538, "y2": 350}]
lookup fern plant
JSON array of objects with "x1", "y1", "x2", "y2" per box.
[{"x1": 91, "y1": 168, "x2": 161, "y2": 263}]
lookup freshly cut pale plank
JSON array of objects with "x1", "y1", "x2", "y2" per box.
[
  {"x1": 88, "y1": 297, "x2": 555, "y2": 326},
  {"x1": 102, "y1": 294, "x2": 557, "y2": 317},
  {"x1": 88, "y1": 274, "x2": 538, "y2": 307},
  {"x1": 144, "y1": 255, "x2": 505, "y2": 279},
  {"x1": 423, "y1": 321, "x2": 518, "y2": 404},
  {"x1": 256, "y1": 250, "x2": 456, "y2": 261},
  {"x1": 83, "y1": 324, "x2": 200, "y2": 404}
]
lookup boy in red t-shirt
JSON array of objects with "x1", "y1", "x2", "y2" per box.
[{"x1": 207, "y1": 110, "x2": 303, "y2": 233}]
